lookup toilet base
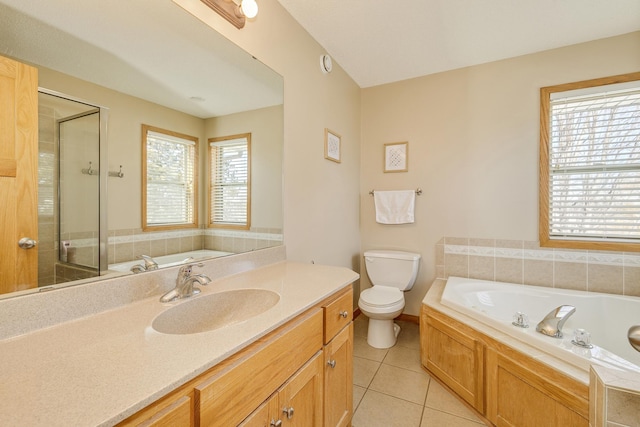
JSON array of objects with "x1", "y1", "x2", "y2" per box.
[{"x1": 367, "y1": 319, "x2": 401, "y2": 349}]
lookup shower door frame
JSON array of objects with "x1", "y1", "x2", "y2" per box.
[{"x1": 39, "y1": 88, "x2": 109, "y2": 276}]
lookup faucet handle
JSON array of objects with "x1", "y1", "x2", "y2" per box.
[{"x1": 178, "y1": 263, "x2": 204, "y2": 276}]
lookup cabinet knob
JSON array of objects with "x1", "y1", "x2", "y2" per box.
[
  {"x1": 282, "y1": 406, "x2": 294, "y2": 419},
  {"x1": 327, "y1": 359, "x2": 336, "y2": 368},
  {"x1": 270, "y1": 419, "x2": 282, "y2": 427},
  {"x1": 339, "y1": 310, "x2": 349, "y2": 319}
]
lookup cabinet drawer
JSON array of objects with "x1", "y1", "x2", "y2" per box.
[
  {"x1": 323, "y1": 287, "x2": 353, "y2": 344},
  {"x1": 195, "y1": 308, "x2": 323, "y2": 427},
  {"x1": 119, "y1": 395, "x2": 192, "y2": 427}
]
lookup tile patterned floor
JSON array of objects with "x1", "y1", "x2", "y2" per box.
[{"x1": 352, "y1": 316, "x2": 487, "y2": 427}]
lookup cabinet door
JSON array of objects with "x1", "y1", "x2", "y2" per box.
[
  {"x1": 279, "y1": 352, "x2": 324, "y2": 427},
  {"x1": 239, "y1": 394, "x2": 279, "y2": 427},
  {"x1": 0, "y1": 54, "x2": 38, "y2": 293},
  {"x1": 324, "y1": 323, "x2": 353, "y2": 427}
]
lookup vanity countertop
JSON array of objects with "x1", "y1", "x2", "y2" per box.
[{"x1": 0, "y1": 261, "x2": 359, "y2": 427}]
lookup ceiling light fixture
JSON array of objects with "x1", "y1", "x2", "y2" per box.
[{"x1": 200, "y1": 0, "x2": 258, "y2": 29}]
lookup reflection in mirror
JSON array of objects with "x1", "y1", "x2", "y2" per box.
[
  {"x1": 38, "y1": 90, "x2": 108, "y2": 286},
  {"x1": 0, "y1": 0, "x2": 283, "y2": 298}
]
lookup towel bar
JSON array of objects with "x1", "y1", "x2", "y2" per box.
[{"x1": 369, "y1": 188, "x2": 422, "y2": 196}]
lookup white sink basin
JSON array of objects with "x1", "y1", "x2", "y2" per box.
[{"x1": 152, "y1": 289, "x2": 280, "y2": 335}]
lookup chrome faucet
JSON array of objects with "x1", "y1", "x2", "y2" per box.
[
  {"x1": 535, "y1": 305, "x2": 576, "y2": 338},
  {"x1": 159, "y1": 263, "x2": 212, "y2": 303},
  {"x1": 130, "y1": 255, "x2": 159, "y2": 273}
]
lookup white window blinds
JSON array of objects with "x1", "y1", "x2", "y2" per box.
[
  {"x1": 145, "y1": 130, "x2": 196, "y2": 226},
  {"x1": 210, "y1": 136, "x2": 250, "y2": 227},
  {"x1": 548, "y1": 84, "x2": 640, "y2": 242}
]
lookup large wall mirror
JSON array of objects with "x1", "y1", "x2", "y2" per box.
[{"x1": 0, "y1": 0, "x2": 284, "y2": 298}]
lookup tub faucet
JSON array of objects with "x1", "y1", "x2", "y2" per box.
[
  {"x1": 535, "y1": 305, "x2": 576, "y2": 338},
  {"x1": 159, "y1": 263, "x2": 211, "y2": 303},
  {"x1": 130, "y1": 255, "x2": 158, "y2": 273}
]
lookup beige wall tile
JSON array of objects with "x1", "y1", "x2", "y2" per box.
[
  {"x1": 554, "y1": 262, "x2": 587, "y2": 291},
  {"x1": 469, "y1": 238, "x2": 495, "y2": 247},
  {"x1": 524, "y1": 259, "x2": 553, "y2": 287},
  {"x1": 607, "y1": 388, "x2": 640, "y2": 426},
  {"x1": 495, "y1": 257, "x2": 523, "y2": 284},
  {"x1": 588, "y1": 264, "x2": 623, "y2": 295},
  {"x1": 623, "y1": 266, "x2": 640, "y2": 297},
  {"x1": 445, "y1": 237, "x2": 469, "y2": 245},
  {"x1": 496, "y1": 239, "x2": 523, "y2": 249},
  {"x1": 469, "y1": 255, "x2": 494, "y2": 281},
  {"x1": 445, "y1": 253, "x2": 468, "y2": 278}
]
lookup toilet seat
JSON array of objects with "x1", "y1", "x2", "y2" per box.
[{"x1": 359, "y1": 286, "x2": 404, "y2": 308}]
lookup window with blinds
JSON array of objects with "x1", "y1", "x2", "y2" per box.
[
  {"x1": 142, "y1": 125, "x2": 198, "y2": 230},
  {"x1": 208, "y1": 134, "x2": 251, "y2": 229},
  {"x1": 540, "y1": 73, "x2": 640, "y2": 250}
]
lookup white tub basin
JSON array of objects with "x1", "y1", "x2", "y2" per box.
[{"x1": 152, "y1": 289, "x2": 280, "y2": 335}]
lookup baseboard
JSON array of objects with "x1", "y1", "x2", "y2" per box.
[{"x1": 353, "y1": 308, "x2": 419, "y2": 325}]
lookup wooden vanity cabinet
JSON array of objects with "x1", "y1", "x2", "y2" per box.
[
  {"x1": 118, "y1": 286, "x2": 354, "y2": 427},
  {"x1": 321, "y1": 287, "x2": 354, "y2": 427}
]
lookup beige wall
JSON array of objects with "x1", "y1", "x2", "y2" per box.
[
  {"x1": 205, "y1": 105, "x2": 283, "y2": 229},
  {"x1": 361, "y1": 32, "x2": 640, "y2": 316},
  {"x1": 175, "y1": 0, "x2": 363, "y2": 272}
]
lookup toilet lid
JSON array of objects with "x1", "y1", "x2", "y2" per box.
[{"x1": 360, "y1": 287, "x2": 403, "y2": 307}]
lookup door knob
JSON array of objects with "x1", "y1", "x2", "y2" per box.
[
  {"x1": 270, "y1": 419, "x2": 282, "y2": 427},
  {"x1": 327, "y1": 359, "x2": 336, "y2": 368},
  {"x1": 339, "y1": 310, "x2": 348, "y2": 318},
  {"x1": 18, "y1": 237, "x2": 37, "y2": 249}
]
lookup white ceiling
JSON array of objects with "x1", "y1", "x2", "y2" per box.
[
  {"x1": 0, "y1": 0, "x2": 283, "y2": 118},
  {"x1": 276, "y1": 0, "x2": 640, "y2": 88}
]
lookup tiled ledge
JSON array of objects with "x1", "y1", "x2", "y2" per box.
[{"x1": 436, "y1": 237, "x2": 640, "y2": 296}]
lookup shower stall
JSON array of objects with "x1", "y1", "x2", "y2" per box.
[{"x1": 37, "y1": 89, "x2": 108, "y2": 286}]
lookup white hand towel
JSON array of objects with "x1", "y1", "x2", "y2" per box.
[{"x1": 373, "y1": 190, "x2": 416, "y2": 224}]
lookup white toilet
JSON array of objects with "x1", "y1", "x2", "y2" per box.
[{"x1": 358, "y1": 250, "x2": 421, "y2": 349}]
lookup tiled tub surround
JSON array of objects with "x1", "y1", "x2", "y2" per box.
[
  {"x1": 0, "y1": 246, "x2": 359, "y2": 426},
  {"x1": 109, "y1": 226, "x2": 283, "y2": 264},
  {"x1": 436, "y1": 237, "x2": 640, "y2": 296}
]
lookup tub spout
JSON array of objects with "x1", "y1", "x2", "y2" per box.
[{"x1": 535, "y1": 305, "x2": 575, "y2": 338}]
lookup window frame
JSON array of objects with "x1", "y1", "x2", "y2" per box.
[
  {"x1": 539, "y1": 72, "x2": 640, "y2": 252},
  {"x1": 208, "y1": 133, "x2": 251, "y2": 230},
  {"x1": 141, "y1": 124, "x2": 199, "y2": 231}
]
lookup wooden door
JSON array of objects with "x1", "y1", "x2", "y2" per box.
[
  {"x1": 324, "y1": 324, "x2": 353, "y2": 427},
  {"x1": 0, "y1": 55, "x2": 38, "y2": 294}
]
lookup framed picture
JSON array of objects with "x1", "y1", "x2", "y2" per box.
[
  {"x1": 324, "y1": 128, "x2": 341, "y2": 163},
  {"x1": 384, "y1": 141, "x2": 408, "y2": 172}
]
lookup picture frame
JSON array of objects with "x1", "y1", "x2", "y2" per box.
[
  {"x1": 324, "y1": 128, "x2": 341, "y2": 163},
  {"x1": 384, "y1": 141, "x2": 408, "y2": 173}
]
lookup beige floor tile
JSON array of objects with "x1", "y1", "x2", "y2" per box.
[
  {"x1": 354, "y1": 335, "x2": 389, "y2": 362},
  {"x1": 353, "y1": 356, "x2": 381, "y2": 388},
  {"x1": 383, "y1": 344, "x2": 424, "y2": 373},
  {"x1": 352, "y1": 390, "x2": 423, "y2": 427},
  {"x1": 425, "y1": 380, "x2": 483, "y2": 423},
  {"x1": 354, "y1": 315, "x2": 369, "y2": 338},
  {"x1": 369, "y1": 364, "x2": 431, "y2": 405},
  {"x1": 396, "y1": 320, "x2": 421, "y2": 350},
  {"x1": 421, "y1": 407, "x2": 484, "y2": 427},
  {"x1": 353, "y1": 385, "x2": 366, "y2": 412}
]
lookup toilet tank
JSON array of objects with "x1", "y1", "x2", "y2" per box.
[{"x1": 364, "y1": 250, "x2": 421, "y2": 290}]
